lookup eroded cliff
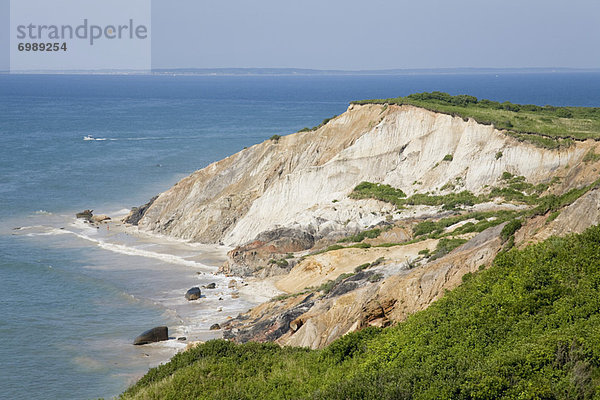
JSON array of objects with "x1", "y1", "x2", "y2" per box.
[
  {"x1": 128, "y1": 102, "x2": 600, "y2": 349},
  {"x1": 137, "y1": 104, "x2": 592, "y2": 249}
]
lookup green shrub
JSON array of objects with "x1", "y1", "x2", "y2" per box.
[
  {"x1": 440, "y1": 182, "x2": 455, "y2": 191},
  {"x1": 500, "y1": 219, "x2": 522, "y2": 242},
  {"x1": 354, "y1": 263, "x2": 371, "y2": 273},
  {"x1": 268, "y1": 258, "x2": 290, "y2": 267},
  {"x1": 443, "y1": 154, "x2": 454, "y2": 162},
  {"x1": 430, "y1": 237, "x2": 468, "y2": 260},
  {"x1": 501, "y1": 171, "x2": 514, "y2": 180},
  {"x1": 371, "y1": 257, "x2": 385, "y2": 266},
  {"x1": 269, "y1": 134, "x2": 281, "y2": 141},
  {"x1": 316, "y1": 272, "x2": 355, "y2": 295},
  {"x1": 276, "y1": 259, "x2": 289, "y2": 267},
  {"x1": 583, "y1": 150, "x2": 600, "y2": 163},
  {"x1": 495, "y1": 151, "x2": 503, "y2": 160},
  {"x1": 338, "y1": 228, "x2": 382, "y2": 243},
  {"x1": 413, "y1": 220, "x2": 437, "y2": 236},
  {"x1": 326, "y1": 244, "x2": 344, "y2": 252},
  {"x1": 546, "y1": 211, "x2": 561, "y2": 223},
  {"x1": 320, "y1": 326, "x2": 382, "y2": 364},
  {"x1": 350, "y1": 182, "x2": 406, "y2": 206},
  {"x1": 349, "y1": 242, "x2": 371, "y2": 249}
]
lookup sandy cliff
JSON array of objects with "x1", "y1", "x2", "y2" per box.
[
  {"x1": 137, "y1": 104, "x2": 590, "y2": 248},
  {"x1": 129, "y1": 103, "x2": 600, "y2": 349}
]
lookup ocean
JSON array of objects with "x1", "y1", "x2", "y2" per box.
[{"x1": 1, "y1": 72, "x2": 600, "y2": 400}]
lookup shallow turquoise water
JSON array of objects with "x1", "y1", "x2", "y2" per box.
[{"x1": 1, "y1": 72, "x2": 599, "y2": 399}]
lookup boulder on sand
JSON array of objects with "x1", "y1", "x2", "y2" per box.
[
  {"x1": 76, "y1": 210, "x2": 93, "y2": 222},
  {"x1": 185, "y1": 287, "x2": 202, "y2": 301},
  {"x1": 91, "y1": 214, "x2": 111, "y2": 223},
  {"x1": 133, "y1": 326, "x2": 168, "y2": 345},
  {"x1": 203, "y1": 283, "x2": 216, "y2": 289},
  {"x1": 210, "y1": 323, "x2": 221, "y2": 331}
]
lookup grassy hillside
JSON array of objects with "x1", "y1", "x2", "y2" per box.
[
  {"x1": 352, "y1": 92, "x2": 600, "y2": 148},
  {"x1": 121, "y1": 224, "x2": 600, "y2": 400}
]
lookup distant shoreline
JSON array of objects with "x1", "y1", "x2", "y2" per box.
[{"x1": 2, "y1": 67, "x2": 600, "y2": 76}]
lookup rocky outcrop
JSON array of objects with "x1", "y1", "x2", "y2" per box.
[
  {"x1": 223, "y1": 293, "x2": 316, "y2": 343},
  {"x1": 76, "y1": 210, "x2": 94, "y2": 222},
  {"x1": 124, "y1": 196, "x2": 158, "y2": 226},
  {"x1": 133, "y1": 326, "x2": 169, "y2": 345},
  {"x1": 220, "y1": 228, "x2": 315, "y2": 277},
  {"x1": 92, "y1": 214, "x2": 111, "y2": 223},
  {"x1": 275, "y1": 239, "x2": 435, "y2": 294},
  {"x1": 223, "y1": 224, "x2": 504, "y2": 349},
  {"x1": 534, "y1": 188, "x2": 600, "y2": 239}
]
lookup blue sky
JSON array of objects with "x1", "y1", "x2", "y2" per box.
[{"x1": 2, "y1": 0, "x2": 599, "y2": 71}]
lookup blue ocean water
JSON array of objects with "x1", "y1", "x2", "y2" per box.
[{"x1": 1, "y1": 72, "x2": 600, "y2": 400}]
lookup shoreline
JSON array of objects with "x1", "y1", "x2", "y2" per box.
[
  {"x1": 97, "y1": 215, "x2": 284, "y2": 352},
  {"x1": 8, "y1": 208, "x2": 283, "y2": 395}
]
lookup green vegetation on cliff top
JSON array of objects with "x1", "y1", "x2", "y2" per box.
[
  {"x1": 121, "y1": 224, "x2": 600, "y2": 400},
  {"x1": 352, "y1": 91, "x2": 600, "y2": 147}
]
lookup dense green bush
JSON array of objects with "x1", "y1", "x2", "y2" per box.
[
  {"x1": 350, "y1": 182, "x2": 406, "y2": 206},
  {"x1": 500, "y1": 219, "x2": 522, "y2": 242}
]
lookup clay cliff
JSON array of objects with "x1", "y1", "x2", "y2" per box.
[
  {"x1": 127, "y1": 103, "x2": 600, "y2": 349},
  {"x1": 138, "y1": 104, "x2": 591, "y2": 247}
]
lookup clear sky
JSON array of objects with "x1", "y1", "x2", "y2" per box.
[{"x1": 2, "y1": 0, "x2": 600, "y2": 71}]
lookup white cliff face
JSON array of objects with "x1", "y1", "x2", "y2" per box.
[{"x1": 138, "y1": 104, "x2": 589, "y2": 247}]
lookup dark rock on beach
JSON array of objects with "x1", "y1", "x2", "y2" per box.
[
  {"x1": 185, "y1": 287, "x2": 202, "y2": 301},
  {"x1": 203, "y1": 283, "x2": 216, "y2": 289},
  {"x1": 133, "y1": 326, "x2": 168, "y2": 345},
  {"x1": 210, "y1": 323, "x2": 221, "y2": 331},
  {"x1": 124, "y1": 196, "x2": 158, "y2": 226},
  {"x1": 75, "y1": 209, "x2": 94, "y2": 222}
]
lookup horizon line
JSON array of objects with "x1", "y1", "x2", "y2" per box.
[{"x1": 2, "y1": 66, "x2": 600, "y2": 76}]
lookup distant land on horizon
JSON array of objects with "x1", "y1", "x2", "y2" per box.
[{"x1": 2, "y1": 67, "x2": 600, "y2": 76}]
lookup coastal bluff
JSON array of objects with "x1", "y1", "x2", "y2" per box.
[
  {"x1": 134, "y1": 103, "x2": 588, "y2": 249},
  {"x1": 125, "y1": 100, "x2": 600, "y2": 349}
]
